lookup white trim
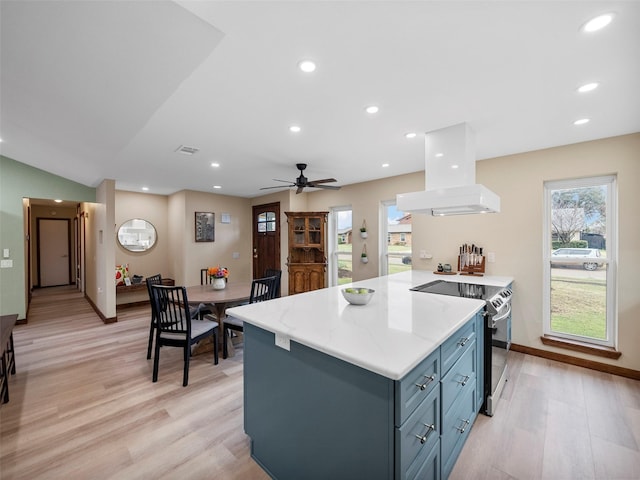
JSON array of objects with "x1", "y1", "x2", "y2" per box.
[
  {"x1": 380, "y1": 200, "x2": 395, "y2": 276},
  {"x1": 329, "y1": 206, "x2": 352, "y2": 287},
  {"x1": 543, "y1": 175, "x2": 617, "y2": 348}
]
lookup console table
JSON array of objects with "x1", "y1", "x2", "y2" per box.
[
  {"x1": 1, "y1": 314, "x2": 17, "y2": 404},
  {"x1": 116, "y1": 278, "x2": 174, "y2": 306}
]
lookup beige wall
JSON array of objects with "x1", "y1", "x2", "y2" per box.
[
  {"x1": 115, "y1": 191, "x2": 170, "y2": 280},
  {"x1": 179, "y1": 190, "x2": 253, "y2": 286},
  {"x1": 307, "y1": 172, "x2": 424, "y2": 281},
  {"x1": 305, "y1": 133, "x2": 640, "y2": 371},
  {"x1": 113, "y1": 189, "x2": 253, "y2": 302}
]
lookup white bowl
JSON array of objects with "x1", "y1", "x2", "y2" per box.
[{"x1": 341, "y1": 288, "x2": 375, "y2": 305}]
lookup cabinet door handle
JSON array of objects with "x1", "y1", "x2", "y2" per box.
[
  {"x1": 415, "y1": 374, "x2": 435, "y2": 391},
  {"x1": 457, "y1": 337, "x2": 469, "y2": 347},
  {"x1": 455, "y1": 419, "x2": 470, "y2": 434},
  {"x1": 457, "y1": 374, "x2": 470, "y2": 387},
  {"x1": 414, "y1": 423, "x2": 435, "y2": 444}
]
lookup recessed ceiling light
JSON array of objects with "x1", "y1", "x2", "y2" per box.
[
  {"x1": 581, "y1": 13, "x2": 614, "y2": 33},
  {"x1": 574, "y1": 118, "x2": 590, "y2": 125},
  {"x1": 577, "y1": 82, "x2": 599, "y2": 93},
  {"x1": 298, "y1": 60, "x2": 316, "y2": 73},
  {"x1": 54, "y1": 199, "x2": 63, "y2": 203},
  {"x1": 365, "y1": 105, "x2": 379, "y2": 114},
  {"x1": 213, "y1": 185, "x2": 222, "y2": 189},
  {"x1": 405, "y1": 132, "x2": 417, "y2": 139},
  {"x1": 451, "y1": 165, "x2": 459, "y2": 169},
  {"x1": 0, "y1": 138, "x2": 3, "y2": 143},
  {"x1": 289, "y1": 125, "x2": 301, "y2": 133},
  {"x1": 142, "y1": 187, "x2": 149, "y2": 191},
  {"x1": 435, "y1": 152, "x2": 444, "y2": 158},
  {"x1": 382, "y1": 163, "x2": 390, "y2": 168},
  {"x1": 211, "y1": 162, "x2": 220, "y2": 168}
]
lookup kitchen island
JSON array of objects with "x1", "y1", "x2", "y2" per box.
[{"x1": 227, "y1": 270, "x2": 512, "y2": 480}]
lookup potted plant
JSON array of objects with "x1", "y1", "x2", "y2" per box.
[
  {"x1": 360, "y1": 221, "x2": 368, "y2": 239},
  {"x1": 361, "y1": 245, "x2": 369, "y2": 264}
]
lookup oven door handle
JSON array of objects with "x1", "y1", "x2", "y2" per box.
[{"x1": 490, "y1": 303, "x2": 511, "y2": 327}]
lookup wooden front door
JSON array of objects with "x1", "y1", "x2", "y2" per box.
[{"x1": 252, "y1": 203, "x2": 280, "y2": 279}]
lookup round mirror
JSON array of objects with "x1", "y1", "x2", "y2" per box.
[{"x1": 117, "y1": 219, "x2": 157, "y2": 252}]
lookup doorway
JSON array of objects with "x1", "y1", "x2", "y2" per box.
[
  {"x1": 252, "y1": 202, "x2": 281, "y2": 279},
  {"x1": 37, "y1": 218, "x2": 71, "y2": 287}
]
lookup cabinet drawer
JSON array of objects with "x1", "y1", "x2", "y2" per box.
[
  {"x1": 441, "y1": 318, "x2": 476, "y2": 375},
  {"x1": 441, "y1": 342, "x2": 477, "y2": 417},
  {"x1": 441, "y1": 382, "x2": 477, "y2": 479},
  {"x1": 404, "y1": 438, "x2": 440, "y2": 480},
  {"x1": 395, "y1": 349, "x2": 440, "y2": 425},
  {"x1": 395, "y1": 384, "x2": 439, "y2": 479}
]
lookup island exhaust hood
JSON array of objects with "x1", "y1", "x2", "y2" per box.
[{"x1": 396, "y1": 123, "x2": 500, "y2": 216}]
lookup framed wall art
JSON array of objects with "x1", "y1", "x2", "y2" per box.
[{"x1": 195, "y1": 212, "x2": 215, "y2": 242}]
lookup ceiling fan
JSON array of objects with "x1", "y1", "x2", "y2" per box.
[{"x1": 260, "y1": 163, "x2": 341, "y2": 194}]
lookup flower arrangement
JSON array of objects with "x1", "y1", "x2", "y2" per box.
[{"x1": 208, "y1": 266, "x2": 229, "y2": 279}]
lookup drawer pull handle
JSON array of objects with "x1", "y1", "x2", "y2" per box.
[
  {"x1": 455, "y1": 419, "x2": 470, "y2": 434},
  {"x1": 457, "y1": 337, "x2": 469, "y2": 347},
  {"x1": 415, "y1": 423, "x2": 435, "y2": 444},
  {"x1": 457, "y1": 375, "x2": 470, "y2": 387},
  {"x1": 415, "y1": 374, "x2": 435, "y2": 391}
]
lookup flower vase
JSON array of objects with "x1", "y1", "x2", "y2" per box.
[{"x1": 212, "y1": 277, "x2": 226, "y2": 290}]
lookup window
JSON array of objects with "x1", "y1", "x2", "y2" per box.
[
  {"x1": 543, "y1": 175, "x2": 617, "y2": 347},
  {"x1": 329, "y1": 206, "x2": 352, "y2": 286},
  {"x1": 381, "y1": 201, "x2": 412, "y2": 276},
  {"x1": 256, "y1": 211, "x2": 276, "y2": 232}
]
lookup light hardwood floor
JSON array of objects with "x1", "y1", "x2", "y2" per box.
[{"x1": 1, "y1": 286, "x2": 639, "y2": 479}]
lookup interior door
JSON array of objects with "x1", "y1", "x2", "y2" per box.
[
  {"x1": 38, "y1": 218, "x2": 71, "y2": 286},
  {"x1": 252, "y1": 203, "x2": 280, "y2": 279}
]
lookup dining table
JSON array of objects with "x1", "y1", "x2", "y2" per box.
[{"x1": 186, "y1": 281, "x2": 253, "y2": 358}]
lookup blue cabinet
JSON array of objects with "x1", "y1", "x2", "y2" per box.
[
  {"x1": 243, "y1": 309, "x2": 483, "y2": 480},
  {"x1": 440, "y1": 312, "x2": 482, "y2": 478}
]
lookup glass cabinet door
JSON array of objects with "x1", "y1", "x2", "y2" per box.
[
  {"x1": 293, "y1": 218, "x2": 306, "y2": 246},
  {"x1": 307, "y1": 217, "x2": 322, "y2": 246}
]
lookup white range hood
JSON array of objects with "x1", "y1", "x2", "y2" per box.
[{"x1": 397, "y1": 123, "x2": 500, "y2": 216}]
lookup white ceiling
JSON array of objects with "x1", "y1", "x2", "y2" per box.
[{"x1": 2, "y1": 1, "x2": 639, "y2": 198}]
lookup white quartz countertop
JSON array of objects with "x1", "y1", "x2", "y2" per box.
[{"x1": 226, "y1": 270, "x2": 513, "y2": 381}]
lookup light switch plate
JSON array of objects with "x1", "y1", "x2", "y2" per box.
[
  {"x1": 3, "y1": 248, "x2": 9, "y2": 258},
  {"x1": 1, "y1": 259, "x2": 13, "y2": 268},
  {"x1": 275, "y1": 332, "x2": 290, "y2": 351}
]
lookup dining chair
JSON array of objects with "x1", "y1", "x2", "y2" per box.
[
  {"x1": 200, "y1": 268, "x2": 211, "y2": 285},
  {"x1": 196, "y1": 268, "x2": 214, "y2": 319},
  {"x1": 265, "y1": 268, "x2": 282, "y2": 298},
  {"x1": 150, "y1": 285, "x2": 219, "y2": 386},
  {"x1": 222, "y1": 275, "x2": 278, "y2": 358},
  {"x1": 145, "y1": 273, "x2": 163, "y2": 359}
]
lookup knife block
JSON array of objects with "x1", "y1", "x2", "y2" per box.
[{"x1": 458, "y1": 255, "x2": 485, "y2": 276}]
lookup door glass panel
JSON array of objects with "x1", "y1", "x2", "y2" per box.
[{"x1": 257, "y1": 211, "x2": 277, "y2": 233}]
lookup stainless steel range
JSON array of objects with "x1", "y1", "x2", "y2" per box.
[{"x1": 411, "y1": 279, "x2": 513, "y2": 416}]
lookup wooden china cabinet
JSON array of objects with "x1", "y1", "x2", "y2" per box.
[{"x1": 285, "y1": 212, "x2": 328, "y2": 295}]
